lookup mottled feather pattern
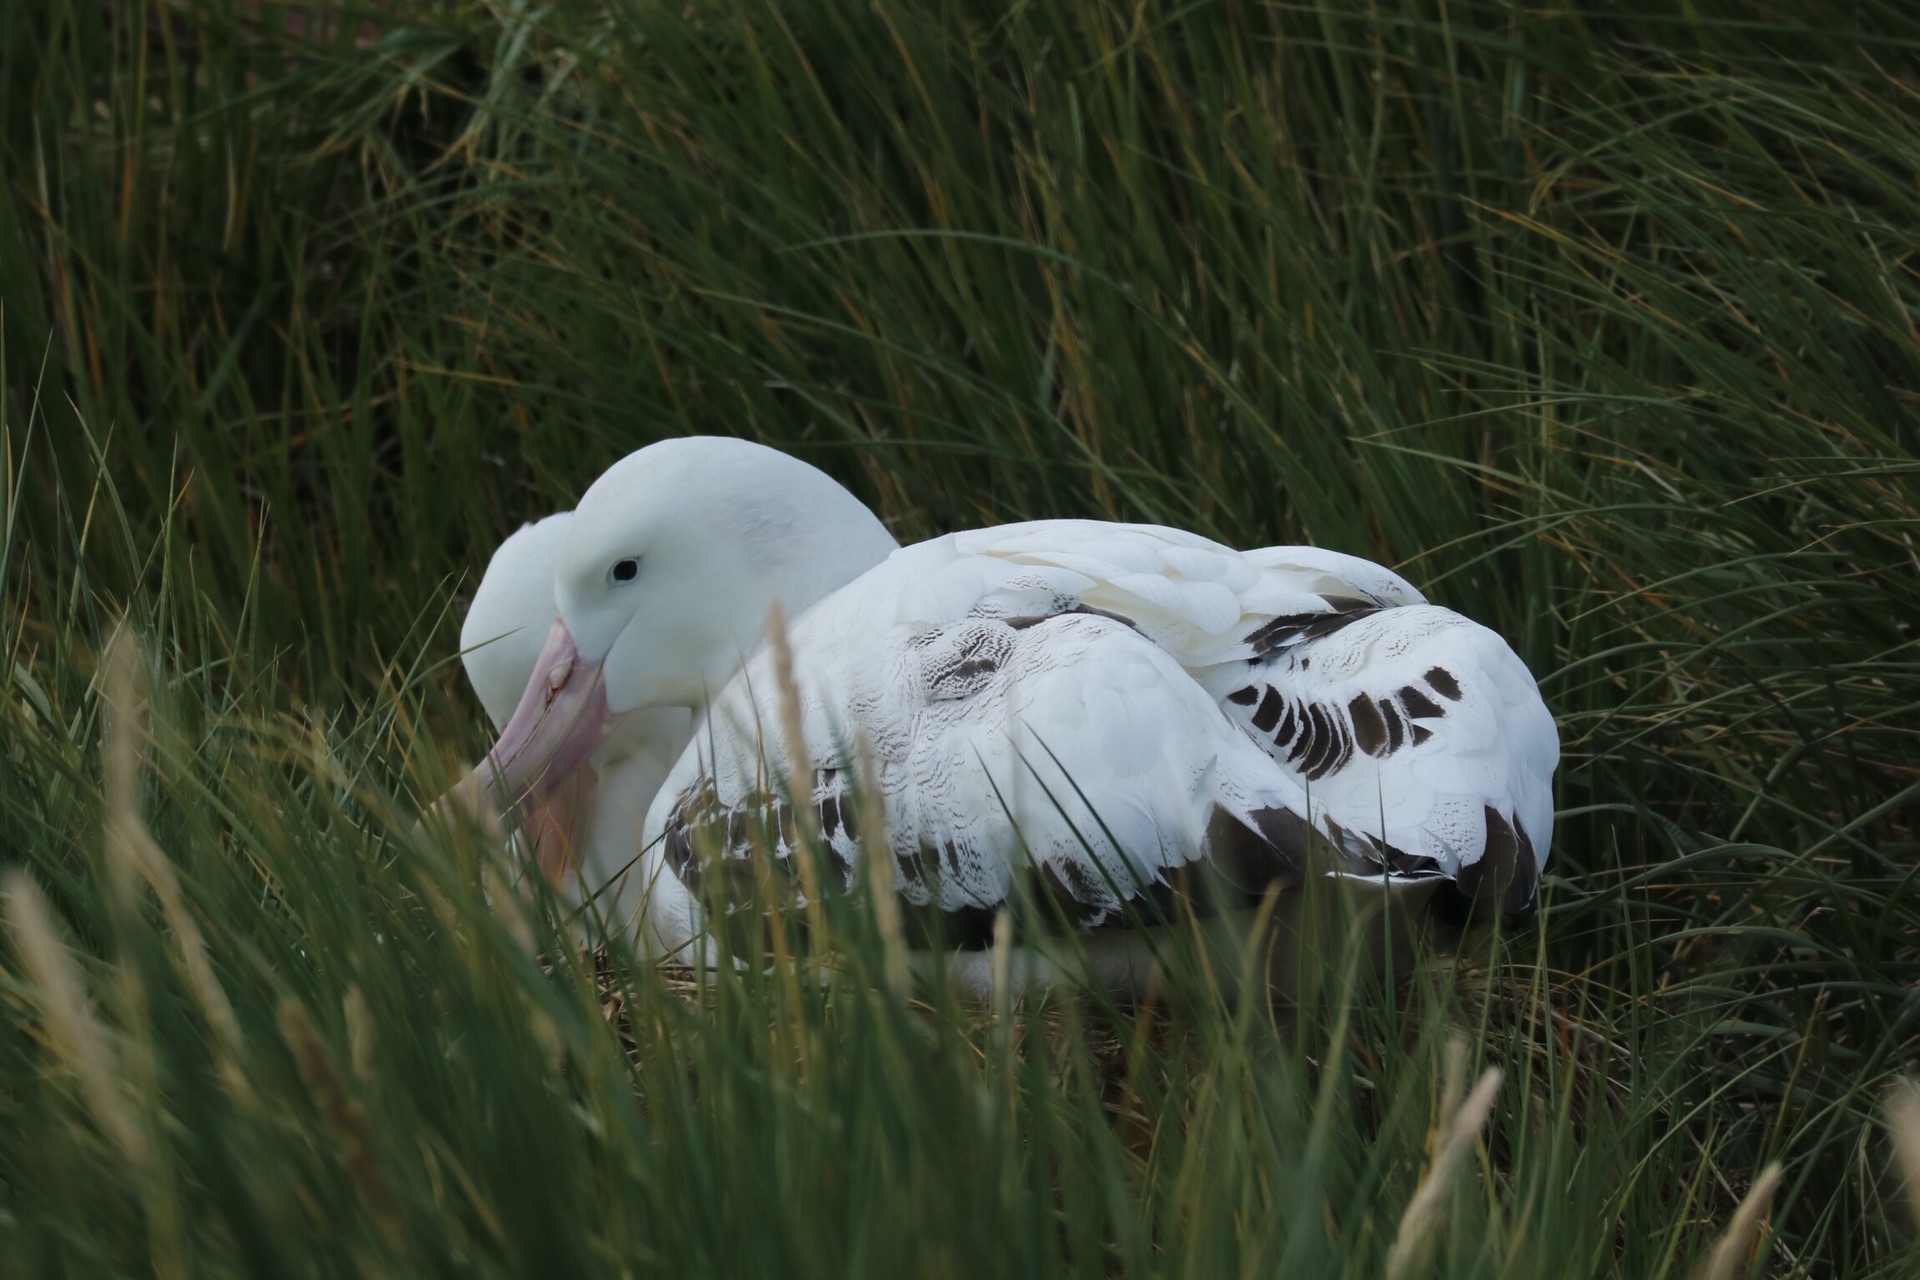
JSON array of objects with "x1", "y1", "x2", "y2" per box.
[{"x1": 636, "y1": 521, "x2": 1556, "y2": 953}]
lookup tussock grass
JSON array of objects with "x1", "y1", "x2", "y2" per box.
[{"x1": 3, "y1": 0, "x2": 1917, "y2": 1273}]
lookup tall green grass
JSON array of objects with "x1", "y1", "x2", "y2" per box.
[{"x1": 3, "y1": 0, "x2": 1917, "y2": 1273}]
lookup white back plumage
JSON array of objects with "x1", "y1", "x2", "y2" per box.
[{"x1": 629, "y1": 518, "x2": 1557, "y2": 957}]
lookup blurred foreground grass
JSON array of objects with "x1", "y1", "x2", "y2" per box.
[{"x1": 2, "y1": 0, "x2": 1918, "y2": 1274}]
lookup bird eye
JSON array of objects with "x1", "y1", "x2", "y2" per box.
[{"x1": 608, "y1": 558, "x2": 640, "y2": 586}]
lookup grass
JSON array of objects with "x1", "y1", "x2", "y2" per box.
[{"x1": 3, "y1": 0, "x2": 1918, "y2": 1273}]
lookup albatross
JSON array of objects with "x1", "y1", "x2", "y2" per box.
[{"x1": 442, "y1": 436, "x2": 1557, "y2": 994}]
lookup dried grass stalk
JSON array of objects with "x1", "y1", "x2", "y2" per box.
[
  {"x1": 990, "y1": 909, "x2": 1014, "y2": 1021},
  {"x1": 1693, "y1": 1160, "x2": 1782, "y2": 1280},
  {"x1": 1384, "y1": 1048, "x2": 1503, "y2": 1280},
  {"x1": 854, "y1": 736, "x2": 910, "y2": 997},
  {"x1": 100, "y1": 625, "x2": 254, "y2": 1108},
  {"x1": 1884, "y1": 1080, "x2": 1920, "y2": 1234},
  {"x1": 343, "y1": 985, "x2": 378, "y2": 1091},
  {"x1": 3, "y1": 869, "x2": 153, "y2": 1172},
  {"x1": 1434, "y1": 1032, "x2": 1469, "y2": 1151},
  {"x1": 277, "y1": 998, "x2": 407, "y2": 1251},
  {"x1": 765, "y1": 601, "x2": 825, "y2": 933}
]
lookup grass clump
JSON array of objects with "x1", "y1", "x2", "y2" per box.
[{"x1": 3, "y1": 0, "x2": 1918, "y2": 1274}]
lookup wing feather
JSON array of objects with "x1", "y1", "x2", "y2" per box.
[
  {"x1": 631, "y1": 520, "x2": 1557, "y2": 955},
  {"x1": 1204, "y1": 604, "x2": 1556, "y2": 914}
]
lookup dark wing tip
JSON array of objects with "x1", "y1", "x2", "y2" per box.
[{"x1": 1445, "y1": 806, "x2": 1539, "y2": 927}]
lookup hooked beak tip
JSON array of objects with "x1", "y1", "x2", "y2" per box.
[{"x1": 426, "y1": 619, "x2": 614, "y2": 865}]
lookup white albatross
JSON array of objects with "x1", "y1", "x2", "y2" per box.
[{"x1": 441, "y1": 436, "x2": 1557, "y2": 994}]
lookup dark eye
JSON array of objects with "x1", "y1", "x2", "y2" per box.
[{"x1": 608, "y1": 558, "x2": 640, "y2": 586}]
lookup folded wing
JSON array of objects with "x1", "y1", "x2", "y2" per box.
[{"x1": 632, "y1": 522, "x2": 1557, "y2": 954}]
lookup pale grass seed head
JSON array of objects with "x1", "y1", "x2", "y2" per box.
[
  {"x1": 3, "y1": 868, "x2": 153, "y2": 1173},
  {"x1": 1884, "y1": 1080, "x2": 1920, "y2": 1236},
  {"x1": 1384, "y1": 1037, "x2": 1503, "y2": 1280},
  {"x1": 1693, "y1": 1161, "x2": 1783, "y2": 1280}
]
